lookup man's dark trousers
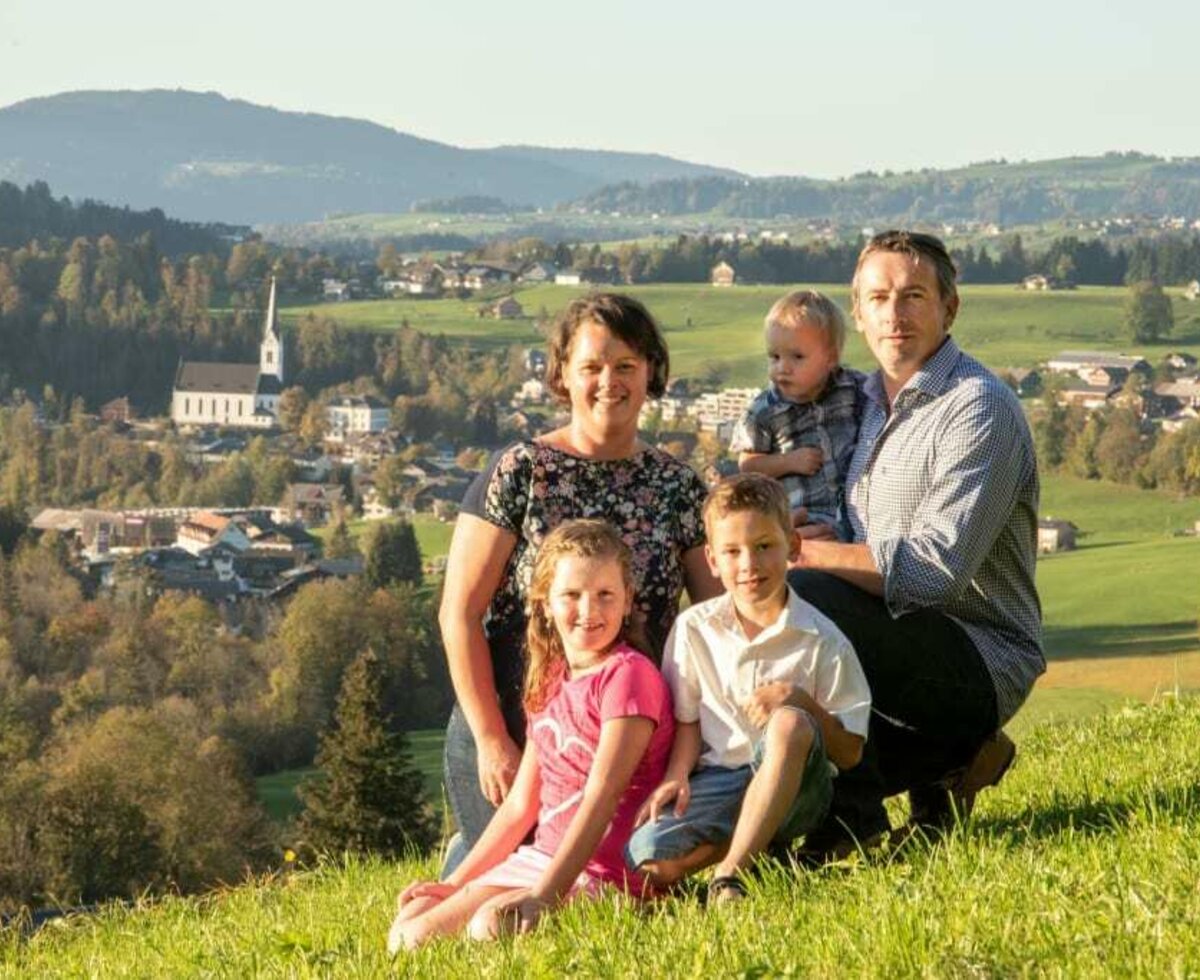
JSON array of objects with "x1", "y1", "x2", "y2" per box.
[{"x1": 788, "y1": 569, "x2": 999, "y2": 838}]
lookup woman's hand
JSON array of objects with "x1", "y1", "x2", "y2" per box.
[{"x1": 478, "y1": 729, "x2": 522, "y2": 805}]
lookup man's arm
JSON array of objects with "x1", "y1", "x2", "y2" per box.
[{"x1": 791, "y1": 539, "x2": 884, "y2": 596}]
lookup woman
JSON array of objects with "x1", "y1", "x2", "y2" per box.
[{"x1": 438, "y1": 292, "x2": 720, "y2": 871}]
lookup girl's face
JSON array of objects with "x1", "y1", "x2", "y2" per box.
[{"x1": 545, "y1": 553, "x2": 632, "y2": 670}]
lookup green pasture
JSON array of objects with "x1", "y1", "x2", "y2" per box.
[
  {"x1": 13, "y1": 698, "x2": 1200, "y2": 977},
  {"x1": 256, "y1": 729, "x2": 446, "y2": 824},
  {"x1": 310, "y1": 513, "x2": 455, "y2": 562},
  {"x1": 283, "y1": 283, "x2": 1200, "y2": 385}
]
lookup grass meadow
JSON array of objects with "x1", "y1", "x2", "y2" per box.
[{"x1": 7, "y1": 696, "x2": 1200, "y2": 977}]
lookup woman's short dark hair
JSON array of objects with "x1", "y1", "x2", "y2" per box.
[{"x1": 545, "y1": 292, "x2": 670, "y2": 402}]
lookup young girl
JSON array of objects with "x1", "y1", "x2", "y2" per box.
[{"x1": 388, "y1": 520, "x2": 675, "y2": 952}]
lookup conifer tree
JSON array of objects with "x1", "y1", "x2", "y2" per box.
[
  {"x1": 362, "y1": 520, "x2": 422, "y2": 589},
  {"x1": 297, "y1": 647, "x2": 436, "y2": 857}
]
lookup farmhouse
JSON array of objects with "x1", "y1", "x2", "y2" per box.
[
  {"x1": 170, "y1": 278, "x2": 284, "y2": 429},
  {"x1": 1165, "y1": 352, "x2": 1198, "y2": 371},
  {"x1": 711, "y1": 261, "x2": 736, "y2": 287},
  {"x1": 322, "y1": 278, "x2": 352, "y2": 301},
  {"x1": 519, "y1": 261, "x2": 558, "y2": 283},
  {"x1": 1037, "y1": 519, "x2": 1078, "y2": 554},
  {"x1": 489, "y1": 296, "x2": 524, "y2": 319},
  {"x1": 1055, "y1": 380, "x2": 1116, "y2": 412},
  {"x1": 1184, "y1": 280, "x2": 1200, "y2": 301}
]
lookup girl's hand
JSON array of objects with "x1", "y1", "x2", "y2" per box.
[
  {"x1": 478, "y1": 730, "x2": 522, "y2": 805},
  {"x1": 634, "y1": 778, "x2": 690, "y2": 826},
  {"x1": 741, "y1": 682, "x2": 796, "y2": 728},
  {"x1": 397, "y1": 880, "x2": 456, "y2": 909}
]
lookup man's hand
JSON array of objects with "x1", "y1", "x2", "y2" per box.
[
  {"x1": 741, "y1": 681, "x2": 796, "y2": 728},
  {"x1": 478, "y1": 730, "x2": 522, "y2": 805},
  {"x1": 634, "y1": 778, "x2": 691, "y2": 826},
  {"x1": 785, "y1": 447, "x2": 823, "y2": 476}
]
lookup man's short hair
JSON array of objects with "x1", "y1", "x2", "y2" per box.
[
  {"x1": 764, "y1": 290, "x2": 847, "y2": 355},
  {"x1": 703, "y1": 473, "x2": 792, "y2": 540},
  {"x1": 852, "y1": 230, "x2": 958, "y2": 312}
]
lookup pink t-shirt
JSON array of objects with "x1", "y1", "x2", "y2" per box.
[{"x1": 527, "y1": 645, "x2": 674, "y2": 891}]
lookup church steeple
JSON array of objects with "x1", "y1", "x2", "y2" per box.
[{"x1": 259, "y1": 276, "x2": 284, "y2": 382}]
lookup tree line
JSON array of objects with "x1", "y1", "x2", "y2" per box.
[{"x1": 0, "y1": 516, "x2": 450, "y2": 913}]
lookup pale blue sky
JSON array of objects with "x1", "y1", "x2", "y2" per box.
[{"x1": 3, "y1": 0, "x2": 1197, "y2": 177}]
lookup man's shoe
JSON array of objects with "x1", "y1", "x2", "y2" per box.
[
  {"x1": 791, "y1": 820, "x2": 889, "y2": 868},
  {"x1": 905, "y1": 730, "x2": 1017, "y2": 835}
]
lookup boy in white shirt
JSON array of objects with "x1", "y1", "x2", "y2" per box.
[{"x1": 626, "y1": 473, "x2": 871, "y2": 900}]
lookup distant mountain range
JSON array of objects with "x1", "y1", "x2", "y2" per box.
[
  {"x1": 3, "y1": 90, "x2": 1199, "y2": 233},
  {"x1": 574, "y1": 154, "x2": 1200, "y2": 226},
  {"x1": 0, "y1": 90, "x2": 741, "y2": 225}
]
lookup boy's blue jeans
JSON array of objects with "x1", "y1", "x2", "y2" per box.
[{"x1": 625, "y1": 710, "x2": 833, "y2": 870}]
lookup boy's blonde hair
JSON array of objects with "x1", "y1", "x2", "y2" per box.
[
  {"x1": 703, "y1": 473, "x2": 792, "y2": 541},
  {"x1": 523, "y1": 519, "x2": 649, "y2": 712},
  {"x1": 764, "y1": 290, "x2": 847, "y2": 355}
]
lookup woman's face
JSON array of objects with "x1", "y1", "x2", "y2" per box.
[{"x1": 561, "y1": 320, "x2": 650, "y2": 437}]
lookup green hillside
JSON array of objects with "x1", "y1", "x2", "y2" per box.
[
  {"x1": 283, "y1": 283, "x2": 1200, "y2": 385},
  {"x1": 8, "y1": 697, "x2": 1199, "y2": 976}
]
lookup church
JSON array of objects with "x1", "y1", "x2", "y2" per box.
[{"x1": 171, "y1": 278, "x2": 285, "y2": 429}]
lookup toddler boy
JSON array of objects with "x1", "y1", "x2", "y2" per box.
[
  {"x1": 625, "y1": 474, "x2": 870, "y2": 900},
  {"x1": 731, "y1": 290, "x2": 863, "y2": 537}
]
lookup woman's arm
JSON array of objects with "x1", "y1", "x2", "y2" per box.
[
  {"x1": 438, "y1": 513, "x2": 522, "y2": 803},
  {"x1": 527, "y1": 716, "x2": 656, "y2": 905},
  {"x1": 443, "y1": 742, "x2": 542, "y2": 888}
]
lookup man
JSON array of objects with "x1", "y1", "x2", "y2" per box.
[{"x1": 789, "y1": 230, "x2": 1044, "y2": 850}]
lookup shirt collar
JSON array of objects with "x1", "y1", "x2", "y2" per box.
[
  {"x1": 709, "y1": 587, "x2": 822, "y2": 640},
  {"x1": 864, "y1": 336, "x2": 962, "y2": 408}
]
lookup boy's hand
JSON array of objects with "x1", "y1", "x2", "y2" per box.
[
  {"x1": 634, "y1": 778, "x2": 690, "y2": 826},
  {"x1": 785, "y1": 447, "x2": 823, "y2": 476},
  {"x1": 397, "y1": 880, "x2": 456, "y2": 909},
  {"x1": 741, "y1": 682, "x2": 796, "y2": 728}
]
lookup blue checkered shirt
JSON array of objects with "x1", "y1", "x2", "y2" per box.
[
  {"x1": 729, "y1": 367, "x2": 864, "y2": 535},
  {"x1": 845, "y1": 338, "x2": 1044, "y2": 723}
]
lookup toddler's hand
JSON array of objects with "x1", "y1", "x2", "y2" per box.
[
  {"x1": 634, "y1": 778, "x2": 690, "y2": 826},
  {"x1": 787, "y1": 447, "x2": 823, "y2": 476},
  {"x1": 741, "y1": 682, "x2": 795, "y2": 728}
]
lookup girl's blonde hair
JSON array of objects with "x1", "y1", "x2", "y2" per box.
[{"x1": 523, "y1": 519, "x2": 648, "y2": 713}]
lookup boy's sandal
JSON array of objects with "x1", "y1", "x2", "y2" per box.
[{"x1": 707, "y1": 875, "x2": 748, "y2": 904}]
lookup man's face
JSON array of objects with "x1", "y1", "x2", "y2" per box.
[{"x1": 853, "y1": 251, "x2": 958, "y2": 387}]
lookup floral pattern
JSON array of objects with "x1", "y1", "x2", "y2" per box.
[{"x1": 461, "y1": 441, "x2": 708, "y2": 697}]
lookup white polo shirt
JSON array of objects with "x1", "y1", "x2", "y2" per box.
[{"x1": 662, "y1": 587, "x2": 871, "y2": 770}]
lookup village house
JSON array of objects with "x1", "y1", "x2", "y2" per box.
[
  {"x1": 326, "y1": 395, "x2": 391, "y2": 441},
  {"x1": 1165, "y1": 352, "x2": 1198, "y2": 371},
  {"x1": 519, "y1": 261, "x2": 558, "y2": 283},
  {"x1": 171, "y1": 278, "x2": 284, "y2": 429},
  {"x1": 693, "y1": 388, "x2": 761, "y2": 435},
  {"x1": 1055, "y1": 380, "x2": 1117, "y2": 412},
  {"x1": 322, "y1": 278, "x2": 352, "y2": 301},
  {"x1": 1184, "y1": 280, "x2": 1200, "y2": 301},
  {"x1": 1045, "y1": 351, "x2": 1152, "y2": 379},
  {"x1": 489, "y1": 296, "x2": 524, "y2": 319},
  {"x1": 554, "y1": 267, "x2": 613, "y2": 287},
  {"x1": 1004, "y1": 368, "x2": 1042, "y2": 397},
  {"x1": 99, "y1": 396, "x2": 135, "y2": 424},
  {"x1": 1020, "y1": 274, "x2": 1073, "y2": 291},
  {"x1": 1037, "y1": 519, "x2": 1078, "y2": 554},
  {"x1": 276, "y1": 483, "x2": 346, "y2": 527},
  {"x1": 176, "y1": 511, "x2": 252, "y2": 556},
  {"x1": 711, "y1": 261, "x2": 736, "y2": 287},
  {"x1": 462, "y1": 265, "x2": 516, "y2": 291}
]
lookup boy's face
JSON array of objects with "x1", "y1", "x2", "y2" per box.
[
  {"x1": 766, "y1": 321, "x2": 839, "y2": 403},
  {"x1": 705, "y1": 509, "x2": 797, "y2": 612}
]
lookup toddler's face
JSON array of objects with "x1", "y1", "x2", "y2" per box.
[{"x1": 766, "y1": 321, "x2": 839, "y2": 403}]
